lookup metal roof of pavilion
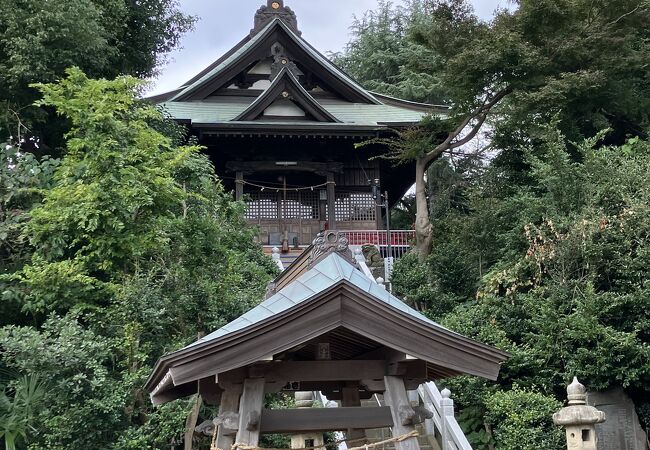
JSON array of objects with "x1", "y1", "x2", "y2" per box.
[
  {"x1": 146, "y1": 242, "x2": 509, "y2": 405},
  {"x1": 190, "y1": 252, "x2": 445, "y2": 348}
]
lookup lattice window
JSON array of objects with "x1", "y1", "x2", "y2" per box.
[
  {"x1": 245, "y1": 191, "x2": 279, "y2": 219},
  {"x1": 332, "y1": 192, "x2": 376, "y2": 222},
  {"x1": 245, "y1": 191, "x2": 321, "y2": 220},
  {"x1": 281, "y1": 191, "x2": 320, "y2": 219}
]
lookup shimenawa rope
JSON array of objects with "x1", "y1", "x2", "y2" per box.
[{"x1": 210, "y1": 428, "x2": 419, "y2": 450}]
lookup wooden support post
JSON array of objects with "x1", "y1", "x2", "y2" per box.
[
  {"x1": 384, "y1": 376, "x2": 421, "y2": 450},
  {"x1": 326, "y1": 172, "x2": 336, "y2": 230},
  {"x1": 342, "y1": 384, "x2": 367, "y2": 445},
  {"x1": 235, "y1": 172, "x2": 244, "y2": 201},
  {"x1": 215, "y1": 384, "x2": 243, "y2": 450},
  {"x1": 235, "y1": 378, "x2": 266, "y2": 447}
]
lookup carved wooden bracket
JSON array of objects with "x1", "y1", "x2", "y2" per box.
[{"x1": 215, "y1": 411, "x2": 240, "y2": 433}]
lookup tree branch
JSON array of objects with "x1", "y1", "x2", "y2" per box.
[
  {"x1": 607, "y1": 4, "x2": 643, "y2": 26},
  {"x1": 423, "y1": 86, "x2": 512, "y2": 166}
]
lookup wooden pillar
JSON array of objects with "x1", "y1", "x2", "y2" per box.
[
  {"x1": 326, "y1": 173, "x2": 336, "y2": 230},
  {"x1": 342, "y1": 384, "x2": 368, "y2": 445},
  {"x1": 384, "y1": 376, "x2": 420, "y2": 450},
  {"x1": 215, "y1": 384, "x2": 243, "y2": 450},
  {"x1": 235, "y1": 378, "x2": 266, "y2": 447},
  {"x1": 235, "y1": 172, "x2": 244, "y2": 201}
]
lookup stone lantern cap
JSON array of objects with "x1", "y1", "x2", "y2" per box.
[{"x1": 553, "y1": 378, "x2": 606, "y2": 426}]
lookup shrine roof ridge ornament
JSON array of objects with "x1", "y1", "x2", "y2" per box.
[
  {"x1": 309, "y1": 230, "x2": 358, "y2": 268},
  {"x1": 252, "y1": 0, "x2": 300, "y2": 36}
]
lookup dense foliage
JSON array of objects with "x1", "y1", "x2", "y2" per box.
[
  {"x1": 331, "y1": 0, "x2": 446, "y2": 103},
  {"x1": 0, "y1": 69, "x2": 276, "y2": 450},
  {"x1": 338, "y1": 0, "x2": 650, "y2": 258},
  {"x1": 1, "y1": 0, "x2": 649, "y2": 449},
  {"x1": 0, "y1": 0, "x2": 194, "y2": 149},
  {"x1": 339, "y1": 1, "x2": 650, "y2": 448}
]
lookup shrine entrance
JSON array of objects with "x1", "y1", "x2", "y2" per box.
[
  {"x1": 229, "y1": 161, "x2": 341, "y2": 247},
  {"x1": 241, "y1": 171, "x2": 328, "y2": 247}
]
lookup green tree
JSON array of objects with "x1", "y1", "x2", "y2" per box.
[
  {"x1": 1, "y1": 68, "x2": 276, "y2": 449},
  {"x1": 0, "y1": 138, "x2": 59, "y2": 326},
  {"x1": 0, "y1": 375, "x2": 46, "y2": 450},
  {"x1": 347, "y1": 0, "x2": 650, "y2": 258},
  {"x1": 9, "y1": 68, "x2": 199, "y2": 315},
  {"x1": 393, "y1": 129, "x2": 650, "y2": 448},
  {"x1": 332, "y1": 0, "x2": 446, "y2": 103},
  {"x1": 0, "y1": 0, "x2": 195, "y2": 147}
]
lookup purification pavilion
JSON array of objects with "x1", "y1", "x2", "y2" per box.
[
  {"x1": 146, "y1": 232, "x2": 509, "y2": 450},
  {"x1": 151, "y1": 0, "x2": 447, "y2": 249}
]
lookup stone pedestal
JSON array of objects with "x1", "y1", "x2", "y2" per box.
[{"x1": 291, "y1": 392, "x2": 325, "y2": 450}]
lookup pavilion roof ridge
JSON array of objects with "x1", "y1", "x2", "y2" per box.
[{"x1": 185, "y1": 252, "x2": 455, "y2": 352}]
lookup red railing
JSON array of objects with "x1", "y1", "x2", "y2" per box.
[{"x1": 341, "y1": 230, "x2": 415, "y2": 258}]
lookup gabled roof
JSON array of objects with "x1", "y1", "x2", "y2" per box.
[
  {"x1": 193, "y1": 252, "x2": 440, "y2": 346},
  {"x1": 169, "y1": 18, "x2": 380, "y2": 105},
  {"x1": 146, "y1": 251, "x2": 509, "y2": 405},
  {"x1": 233, "y1": 68, "x2": 340, "y2": 122},
  {"x1": 150, "y1": 4, "x2": 450, "y2": 131}
]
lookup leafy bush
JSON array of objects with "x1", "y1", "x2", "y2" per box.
[{"x1": 485, "y1": 387, "x2": 563, "y2": 450}]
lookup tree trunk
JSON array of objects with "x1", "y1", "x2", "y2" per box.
[{"x1": 414, "y1": 158, "x2": 433, "y2": 261}]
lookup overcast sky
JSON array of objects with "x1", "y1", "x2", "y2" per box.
[{"x1": 149, "y1": 0, "x2": 511, "y2": 95}]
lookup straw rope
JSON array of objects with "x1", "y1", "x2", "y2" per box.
[{"x1": 210, "y1": 428, "x2": 419, "y2": 450}]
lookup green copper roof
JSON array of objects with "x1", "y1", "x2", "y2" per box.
[
  {"x1": 160, "y1": 101, "x2": 431, "y2": 126},
  {"x1": 188, "y1": 253, "x2": 450, "y2": 349}
]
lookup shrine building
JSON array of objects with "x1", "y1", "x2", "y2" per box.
[
  {"x1": 147, "y1": 6, "x2": 509, "y2": 448},
  {"x1": 151, "y1": 0, "x2": 447, "y2": 252}
]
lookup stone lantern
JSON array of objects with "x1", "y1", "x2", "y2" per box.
[{"x1": 553, "y1": 377, "x2": 606, "y2": 450}]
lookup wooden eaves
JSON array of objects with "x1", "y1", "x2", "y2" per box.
[{"x1": 146, "y1": 252, "x2": 509, "y2": 405}]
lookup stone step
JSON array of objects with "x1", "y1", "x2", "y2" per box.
[{"x1": 263, "y1": 246, "x2": 308, "y2": 269}]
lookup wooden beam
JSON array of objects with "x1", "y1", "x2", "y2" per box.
[
  {"x1": 384, "y1": 376, "x2": 420, "y2": 450},
  {"x1": 199, "y1": 377, "x2": 223, "y2": 406},
  {"x1": 260, "y1": 407, "x2": 393, "y2": 433},
  {"x1": 226, "y1": 161, "x2": 344, "y2": 174},
  {"x1": 215, "y1": 384, "x2": 242, "y2": 449},
  {"x1": 235, "y1": 378, "x2": 265, "y2": 446},
  {"x1": 221, "y1": 360, "x2": 388, "y2": 384},
  {"x1": 342, "y1": 384, "x2": 367, "y2": 445},
  {"x1": 235, "y1": 172, "x2": 244, "y2": 201}
]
